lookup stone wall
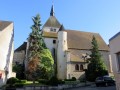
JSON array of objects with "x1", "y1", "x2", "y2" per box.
[{"x1": 13, "y1": 50, "x2": 25, "y2": 64}]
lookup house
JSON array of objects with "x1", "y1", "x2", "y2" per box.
[
  {"x1": 0, "y1": 20, "x2": 15, "y2": 86},
  {"x1": 109, "y1": 32, "x2": 120, "y2": 90},
  {"x1": 14, "y1": 5, "x2": 112, "y2": 80}
]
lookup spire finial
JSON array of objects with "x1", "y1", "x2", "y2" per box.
[{"x1": 50, "y1": 3, "x2": 55, "y2": 16}]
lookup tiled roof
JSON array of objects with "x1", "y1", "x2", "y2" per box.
[
  {"x1": 65, "y1": 30, "x2": 109, "y2": 51},
  {"x1": 0, "y1": 21, "x2": 12, "y2": 31},
  {"x1": 43, "y1": 16, "x2": 61, "y2": 28},
  {"x1": 15, "y1": 42, "x2": 27, "y2": 52}
]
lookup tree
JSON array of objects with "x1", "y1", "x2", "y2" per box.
[
  {"x1": 86, "y1": 36, "x2": 108, "y2": 81},
  {"x1": 27, "y1": 14, "x2": 54, "y2": 82},
  {"x1": 27, "y1": 14, "x2": 44, "y2": 82}
]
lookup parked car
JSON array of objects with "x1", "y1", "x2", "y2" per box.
[{"x1": 95, "y1": 76, "x2": 115, "y2": 87}]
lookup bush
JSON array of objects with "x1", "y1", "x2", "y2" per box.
[
  {"x1": 48, "y1": 76, "x2": 65, "y2": 86},
  {"x1": 64, "y1": 77, "x2": 76, "y2": 81},
  {"x1": 15, "y1": 83, "x2": 24, "y2": 88},
  {"x1": 38, "y1": 79, "x2": 48, "y2": 84},
  {"x1": 7, "y1": 77, "x2": 19, "y2": 85},
  {"x1": 71, "y1": 77, "x2": 76, "y2": 81},
  {"x1": 20, "y1": 80, "x2": 27, "y2": 83}
]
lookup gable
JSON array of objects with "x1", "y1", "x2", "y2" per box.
[{"x1": 15, "y1": 42, "x2": 27, "y2": 52}]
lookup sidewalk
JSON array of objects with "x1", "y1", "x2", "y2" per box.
[{"x1": 0, "y1": 82, "x2": 95, "y2": 90}]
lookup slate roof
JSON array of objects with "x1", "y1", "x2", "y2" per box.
[
  {"x1": 43, "y1": 16, "x2": 61, "y2": 28},
  {"x1": 0, "y1": 21, "x2": 12, "y2": 31},
  {"x1": 59, "y1": 24, "x2": 65, "y2": 31},
  {"x1": 65, "y1": 30, "x2": 109, "y2": 51},
  {"x1": 15, "y1": 42, "x2": 27, "y2": 52}
]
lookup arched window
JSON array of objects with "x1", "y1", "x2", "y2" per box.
[
  {"x1": 75, "y1": 64, "x2": 79, "y2": 71},
  {"x1": 80, "y1": 64, "x2": 84, "y2": 71}
]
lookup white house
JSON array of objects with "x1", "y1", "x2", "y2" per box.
[
  {"x1": 14, "y1": 5, "x2": 112, "y2": 80},
  {"x1": 0, "y1": 20, "x2": 15, "y2": 86},
  {"x1": 109, "y1": 32, "x2": 120, "y2": 90}
]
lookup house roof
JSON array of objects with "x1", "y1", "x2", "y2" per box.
[
  {"x1": 43, "y1": 16, "x2": 61, "y2": 28},
  {"x1": 0, "y1": 21, "x2": 12, "y2": 31},
  {"x1": 65, "y1": 30, "x2": 109, "y2": 51},
  {"x1": 59, "y1": 24, "x2": 65, "y2": 31},
  {"x1": 15, "y1": 42, "x2": 27, "y2": 52},
  {"x1": 42, "y1": 31, "x2": 57, "y2": 38}
]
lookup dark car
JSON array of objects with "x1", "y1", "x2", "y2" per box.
[{"x1": 95, "y1": 76, "x2": 115, "y2": 87}]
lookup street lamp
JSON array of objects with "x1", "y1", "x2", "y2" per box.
[{"x1": 82, "y1": 53, "x2": 90, "y2": 86}]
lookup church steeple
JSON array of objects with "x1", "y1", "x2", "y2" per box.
[{"x1": 50, "y1": 4, "x2": 55, "y2": 16}]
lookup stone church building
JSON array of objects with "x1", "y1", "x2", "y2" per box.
[{"x1": 14, "y1": 5, "x2": 112, "y2": 80}]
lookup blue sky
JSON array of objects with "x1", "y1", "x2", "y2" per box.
[{"x1": 0, "y1": 0, "x2": 120, "y2": 49}]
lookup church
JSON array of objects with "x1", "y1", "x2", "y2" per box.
[{"x1": 14, "y1": 5, "x2": 112, "y2": 80}]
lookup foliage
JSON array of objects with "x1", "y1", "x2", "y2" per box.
[
  {"x1": 27, "y1": 14, "x2": 44, "y2": 80},
  {"x1": 7, "y1": 77, "x2": 19, "y2": 85},
  {"x1": 40, "y1": 49, "x2": 54, "y2": 78},
  {"x1": 38, "y1": 79, "x2": 48, "y2": 84},
  {"x1": 12, "y1": 64, "x2": 25, "y2": 79},
  {"x1": 64, "y1": 77, "x2": 76, "y2": 81},
  {"x1": 27, "y1": 14, "x2": 54, "y2": 81},
  {"x1": 48, "y1": 76, "x2": 65, "y2": 86},
  {"x1": 71, "y1": 77, "x2": 76, "y2": 81},
  {"x1": 86, "y1": 36, "x2": 108, "y2": 82}
]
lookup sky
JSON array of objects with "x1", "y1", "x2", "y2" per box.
[{"x1": 0, "y1": 0, "x2": 120, "y2": 49}]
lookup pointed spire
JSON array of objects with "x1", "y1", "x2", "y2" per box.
[
  {"x1": 59, "y1": 24, "x2": 65, "y2": 31},
  {"x1": 50, "y1": 4, "x2": 55, "y2": 16}
]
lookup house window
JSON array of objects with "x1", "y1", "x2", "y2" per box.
[
  {"x1": 75, "y1": 64, "x2": 79, "y2": 71},
  {"x1": 116, "y1": 52, "x2": 120, "y2": 71},
  {"x1": 50, "y1": 28, "x2": 56, "y2": 32},
  {"x1": 54, "y1": 29, "x2": 56, "y2": 32},
  {"x1": 50, "y1": 28, "x2": 53, "y2": 31},
  {"x1": 53, "y1": 40, "x2": 56, "y2": 44},
  {"x1": 80, "y1": 64, "x2": 84, "y2": 71}
]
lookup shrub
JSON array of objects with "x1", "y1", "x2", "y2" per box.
[
  {"x1": 64, "y1": 77, "x2": 76, "y2": 81},
  {"x1": 71, "y1": 77, "x2": 76, "y2": 81},
  {"x1": 38, "y1": 79, "x2": 48, "y2": 84},
  {"x1": 7, "y1": 77, "x2": 19, "y2": 85},
  {"x1": 20, "y1": 80, "x2": 27, "y2": 83},
  {"x1": 48, "y1": 76, "x2": 65, "y2": 86},
  {"x1": 15, "y1": 83, "x2": 24, "y2": 88}
]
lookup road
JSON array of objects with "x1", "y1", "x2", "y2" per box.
[{"x1": 68, "y1": 85, "x2": 116, "y2": 90}]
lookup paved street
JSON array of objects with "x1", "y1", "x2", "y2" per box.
[{"x1": 68, "y1": 85, "x2": 116, "y2": 90}]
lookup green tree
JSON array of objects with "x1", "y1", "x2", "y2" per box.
[
  {"x1": 27, "y1": 14, "x2": 43, "y2": 83},
  {"x1": 86, "y1": 36, "x2": 108, "y2": 81},
  {"x1": 27, "y1": 14, "x2": 54, "y2": 82}
]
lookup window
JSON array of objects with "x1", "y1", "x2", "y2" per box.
[
  {"x1": 80, "y1": 64, "x2": 84, "y2": 71},
  {"x1": 53, "y1": 40, "x2": 56, "y2": 44},
  {"x1": 50, "y1": 28, "x2": 53, "y2": 31},
  {"x1": 50, "y1": 28, "x2": 56, "y2": 32},
  {"x1": 75, "y1": 64, "x2": 79, "y2": 71},
  {"x1": 54, "y1": 29, "x2": 56, "y2": 32},
  {"x1": 116, "y1": 52, "x2": 120, "y2": 71}
]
